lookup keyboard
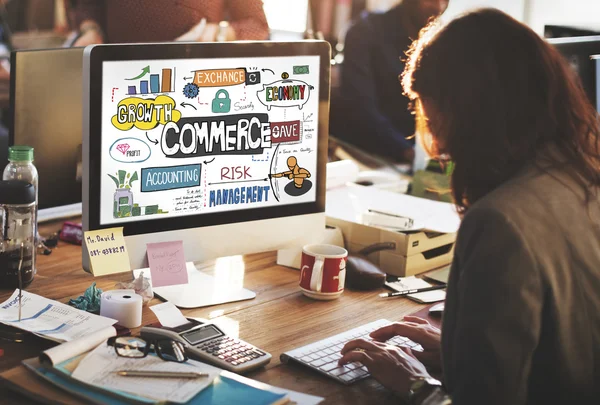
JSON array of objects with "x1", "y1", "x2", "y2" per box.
[{"x1": 280, "y1": 319, "x2": 423, "y2": 385}]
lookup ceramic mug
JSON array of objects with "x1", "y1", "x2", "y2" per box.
[{"x1": 300, "y1": 244, "x2": 348, "y2": 300}]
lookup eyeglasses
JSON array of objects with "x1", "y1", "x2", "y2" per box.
[{"x1": 107, "y1": 336, "x2": 188, "y2": 363}]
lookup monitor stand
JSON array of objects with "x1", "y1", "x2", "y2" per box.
[{"x1": 133, "y1": 259, "x2": 256, "y2": 309}]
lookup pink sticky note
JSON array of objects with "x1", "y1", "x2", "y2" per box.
[{"x1": 146, "y1": 241, "x2": 189, "y2": 287}]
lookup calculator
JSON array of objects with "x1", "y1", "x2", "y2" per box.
[{"x1": 140, "y1": 318, "x2": 271, "y2": 373}]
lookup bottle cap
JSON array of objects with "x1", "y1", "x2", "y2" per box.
[
  {"x1": 0, "y1": 180, "x2": 35, "y2": 204},
  {"x1": 8, "y1": 145, "x2": 34, "y2": 162}
]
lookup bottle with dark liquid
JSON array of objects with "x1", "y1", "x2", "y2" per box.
[{"x1": 0, "y1": 181, "x2": 36, "y2": 289}]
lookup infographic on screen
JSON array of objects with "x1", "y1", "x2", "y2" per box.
[{"x1": 100, "y1": 56, "x2": 320, "y2": 225}]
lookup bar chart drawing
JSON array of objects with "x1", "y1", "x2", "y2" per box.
[{"x1": 127, "y1": 68, "x2": 176, "y2": 95}]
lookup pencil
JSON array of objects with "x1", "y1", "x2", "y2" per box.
[{"x1": 115, "y1": 370, "x2": 209, "y2": 379}]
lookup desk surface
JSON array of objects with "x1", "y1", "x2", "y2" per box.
[{"x1": 0, "y1": 220, "x2": 433, "y2": 405}]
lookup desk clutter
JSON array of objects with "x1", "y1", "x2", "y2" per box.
[{"x1": 0, "y1": 291, "x2": 323, "y2": 405}]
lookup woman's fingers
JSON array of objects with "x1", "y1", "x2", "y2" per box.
[
  {"x1": 396, "y1": 345, "x2": 418, "y2": 359},
  {"x1": 338, "y1": 349, "x2": 375, "y2": 366},
  {"x1": 402, "y1": 316, "x2": 430, "y2": 325},
  {"x1": 340, "y1": 338, "x2": 384, "y2": 355},
  {"x1": 370, "y1": 323, "x2": 433, "y2": 344}
]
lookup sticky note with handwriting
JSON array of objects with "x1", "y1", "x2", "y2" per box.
[
  {"x1": 146, "y1": 241, "x2": 189, "y2": 287},
  {"x1": 84, "y1": 227, "x2": 131, "y2": 276}
]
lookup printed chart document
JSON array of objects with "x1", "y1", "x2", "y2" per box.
[
  {"x1": 72, "y1": 343, "x2": 220, "y2": 403},
  {"x1": 0, "y1": 290, "x2": 117, "y2": 343}
]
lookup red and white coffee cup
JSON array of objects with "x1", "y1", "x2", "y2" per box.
[{"x1": 300, "y1": 244, "x2": 348, "y2": 300}]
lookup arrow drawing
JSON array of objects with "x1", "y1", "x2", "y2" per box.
[
  {"x1": 180, "y1": 102, "x2": 197, "y2": 110},
  {"x1": 261, "y1": 68, "x2": 275, "y2": 75},
  {"x1": 209, "y1": 178, "x2": 268, "y2": 186},
  {"x1": 203, "y1": 158, "x2": 215, "y2": 164},
  {"x1": 269, "y1": 143, "x2": 281, "y2": 202},
  {"x1": 145, "y1": 132, "x2": 158, "y2": 145},
  {"x1": 126, "y1": 66, "x2": 150, "y2": 80}
]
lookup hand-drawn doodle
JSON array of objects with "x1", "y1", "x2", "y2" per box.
[
  {"x1": 256, "y1": 78, "x2": 312, "y2": 110},
  {"x1": 211, "y1": 89, "x2": 231, "y2": 113},
  {"x1": 109, "y1": 137, "x2": 151, "y2": 163},
  {"x1": 111, "y1": 95, "x2": 182, "y2": 131},
  {"x1": 269, "y1": 156, "x2": 312, "y2": 197},
  {"x1": 271, "y1": 120, "x2": 301, "y2": 144},
  {"x1": 126, "y1": 67, "x2": 176, "y2": 95},
  {"x1": 108, "y1": 170, "x2": 168, "y2": 218}
]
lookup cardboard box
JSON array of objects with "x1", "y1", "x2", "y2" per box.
[
  {"x1": 325, "y1": 185, "x2": 460, "y2": 277},
  {"x1": 326, "y1": 217, "x2": 455, "y2": 276}
]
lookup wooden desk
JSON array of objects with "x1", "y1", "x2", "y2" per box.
[{"x1": 0, "y1": 221, "x2": 432, "y2": 405}]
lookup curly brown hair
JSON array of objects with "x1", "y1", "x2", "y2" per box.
[{"x1": 402, "y1": 8, "x2": 600, "y2": 214}]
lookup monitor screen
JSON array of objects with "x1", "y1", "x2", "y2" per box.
[
  {"x1": 86, "y1": 42, "x2": 329, "y2": 236},
  {"x1": 596, "y1": 57, "x2": 600, "y2": 109},
  {"x1": 10, "y1": 48, "x2": 85, "y2": 213},
  {"x1": 549, "y1": 36, "x2": 600, "y2": 111}
]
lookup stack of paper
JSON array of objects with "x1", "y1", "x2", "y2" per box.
[
  {"x1": 0, "y1": 289, "x2": 117, "y2": 343},
  {"x1": 72, "y1": 344, "x2": 220, "y2": 403}
]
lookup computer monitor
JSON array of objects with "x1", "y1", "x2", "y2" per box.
[
  {"x1": 596, "y1": 56, "x2": 600, "y2": 109},
  {"x1": 82, "y1": 42, "x2": 330, "y2": 273},
  {"x1": 10, "y1": 47, "x2": 85, "y2": 221},
  {"x1": 548, "y1": 35, "x2": 600, "y2": 110}
]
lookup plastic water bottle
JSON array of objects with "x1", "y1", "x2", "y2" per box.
[{"x1": 3, "y1": 145, "x2": 38, "y2": 232}]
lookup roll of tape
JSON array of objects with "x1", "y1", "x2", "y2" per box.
[{"x1": 100, "y1": 289, "x2": 143, "y2": 328}]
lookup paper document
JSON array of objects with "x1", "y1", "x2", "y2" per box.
[
  {"x1": 408, "y1": 289, "x2": 446, "y2": 303},
  {"x1": 0, "y1": 290, "x2": 117, "y2": 343},
  {"x1": 326, "y1": 184, "x2": 461, "y2": 233},
  {"x1": 40, "y1": 326, "x2": 116, "y2": 366},
  {"x1": 149, "y1": 301, "x2": 189, "y2": 328},
  {"x1": 385, "y1": 276, "x2": 432, "y2": 293},
  {"x1": 72, "y1": 342, "x2": 220, "y2": 403}
]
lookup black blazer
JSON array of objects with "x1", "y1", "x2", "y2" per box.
[{"x1": 442, "y1": 163, "x2": 600, "y2": 404}]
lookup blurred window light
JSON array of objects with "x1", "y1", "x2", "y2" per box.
[{"x1": 263, "y1": 0, "x2": 309, "y2": 33}]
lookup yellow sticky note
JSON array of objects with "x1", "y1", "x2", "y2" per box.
[{"x1": 84, "y1": 227, "x2": 131, "y2": 276}]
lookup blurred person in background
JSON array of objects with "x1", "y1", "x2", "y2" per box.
[
  {"x1": 331, "y1": 0, "x2": 449, "y2": 163},
  {"x1": 65, "y1": 0, "x2": 269, "y2": 46}
]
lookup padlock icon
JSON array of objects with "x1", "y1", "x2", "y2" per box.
[{"x1": 211, "y1": 89, "x2": 231, "y2": 113}]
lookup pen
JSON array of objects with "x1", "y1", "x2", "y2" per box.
[
  {"x1": 115, "y1": 370, "x2": 209, "y2": 379},
  {"x1": 379, "y1": 284, "x2": 447, "y2": 298}
]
